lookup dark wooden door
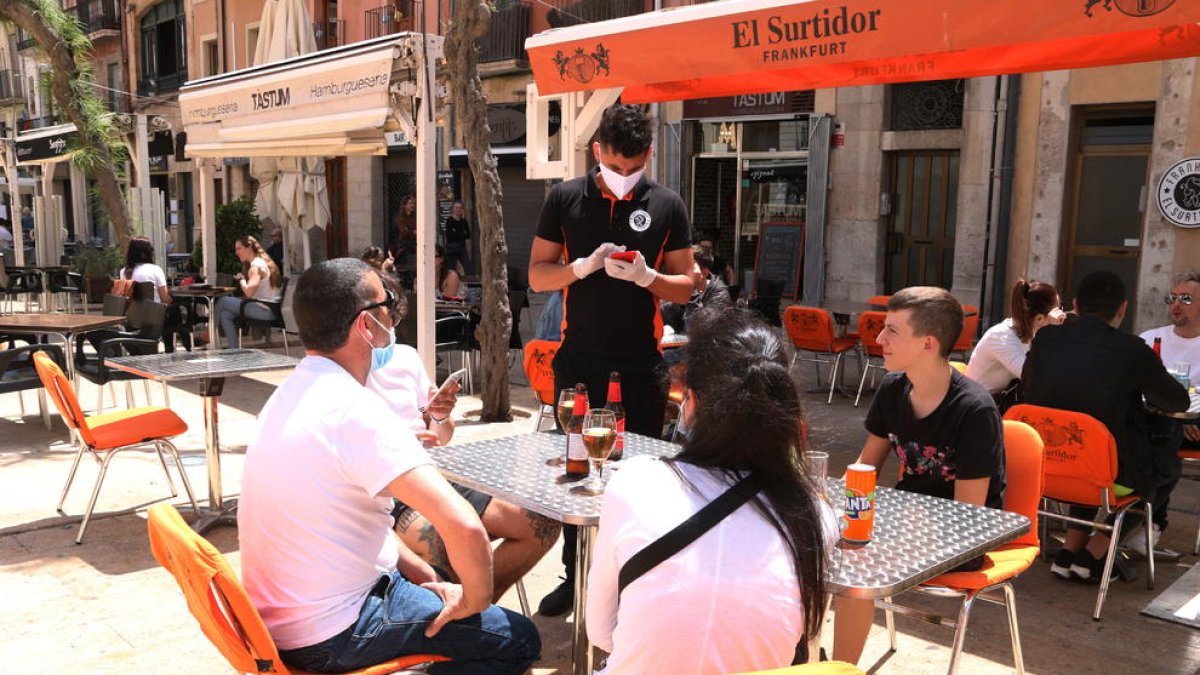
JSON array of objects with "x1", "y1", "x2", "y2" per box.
[{"x1": 884, "y1": 151, "x2": 959, "y2": 292}]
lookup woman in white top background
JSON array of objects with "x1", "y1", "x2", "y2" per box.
[
  {"x1": 965, "y1": 279, "x2": 1063, "y2": 398},
  {"x1": 121, "y1": 236, "x2": 194, "y2": 352},
  {"x1": 586, "y1": 309, "x2": 831, "y2": 674},
  {"x1": 215, "y1": 234, "x2": 282, "y2": 349}
]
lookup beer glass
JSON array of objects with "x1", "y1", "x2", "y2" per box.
[
  {"x1": 573, "y1": 409, "x2": 617, "y2": 495},
  {"x1": 805, "y1": 451, "x2": 830, "y2": 502},
  {"x1": 546, "y1": 388, "x2": 575, "y2": 467}
]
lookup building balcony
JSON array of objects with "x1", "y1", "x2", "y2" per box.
[
  {"x1": 545, "y1": 0, "x2": 645, "y2": 27},
  {"x1": 0, "y1": 70, "x2": 24, "y2": 106},
  {"x1": 477, "y1": 1, "x2": 531, "y2": 68},
  {"x1": 365, "y1": 1, "x2": 421, "y2": 39},
  {"x1": 138, "y1": 71, "x2": 186, "y2": 98},
  {"x1": 314, "y1": 18, "x2": 345, "y2": 50},
  {"x1": 67, "y1": 0, "x2": 122, "y2": 39}
]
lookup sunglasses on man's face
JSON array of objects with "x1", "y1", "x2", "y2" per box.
[
  {"x1": 352, "y1": 288, "x2": 400, "y2": 325},
  {"x1": 1165, "y1": 293, "x2": 1194, "y2": 306}
]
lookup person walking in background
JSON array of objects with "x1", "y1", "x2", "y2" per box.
[
  {"x1": 1023, "y1": 271, "x2": 1188, "y2": 580},
  {"x1": 443, "y1": 201, "x2": 472, "y2": 276},
  {"x1": 832, "y1": 287, "x2": 1005, "y2": 665},
  {"x1": 587, "y1": 310, "x2": 833, "y2": 673},
  {"x1": 965, "y1": 279, "x2": 1063, "y2": 410},
  {"x1": 214, "y1": 235, "x2": 282, "y2": 349},
  {"x1": 528, "y1": 103, "x2": 695, "y2": 616}
]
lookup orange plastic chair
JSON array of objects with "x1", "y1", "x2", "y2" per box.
[
  {"x1": 522, "y1": 339, "x2": 560, "y2": 432},
  {"x1": 783, "y1": 306, "x2": 860, "y2": 404},
  {"x1": 950, "y1": 304, "x2": 981, "y2": 359},
  {"x1": 732, "y1": 661, "x2": 865, "y2": 674},
  {"x1": 853, "y1": 311, "x2": 888, "y2": 408},
  {"x1": 33, "y1": 350, "x2": 198, "y2": 544},
  {"x1": 1004, "y1": 403, "x2": 1154, "y2": 620},
  {"x1": 147, "y1": 504, "x2": 450, "y2": 675},
  {"x1": 879, "y1": 420, "x2": 1043, "y2": 674},
  {"x1": 949, "y1": 360, "x2": 968, "y2": 374},
  {"x1": 864, "y1": 294, "x2": 892, "y2": 308}
]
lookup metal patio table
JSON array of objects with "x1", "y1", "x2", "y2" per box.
[
  {"x1": 0, "y1": 313, "x2": 127, "y2": 384},
  {"x1": 824, "y1": 478, "x2": 1030, "y2": 599},
  {"x1": 168, "y1": 286, "x2": 234, "y2": 350},
  {"x1": 430, "y1": 434, "x2": 1029, "y2": 674},
  {"x1": 106, "y1": 348, "x2": 298, "y2": 532},
  {"x1": 428, "y1": 431, "x2": 680, "y2": 675}
]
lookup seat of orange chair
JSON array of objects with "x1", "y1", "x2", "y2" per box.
[
  {"x1": 87, "y1": 406, "x2": 187, "y2": 450},
  {"x1": 1180, "y1": 449, "x2": 1200, "y2": 461},
  {"x1": 1048, "y1": 485, "x2": 1141, "y2": 511},
  {"x1": 924, "y1": 543, "x2": 1039, "y2": 591}
]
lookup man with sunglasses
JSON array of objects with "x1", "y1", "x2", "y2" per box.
[
  {"x1": 1129, "y1": 271, "x2": 1200, "y2": 553},
  {"x1": 238, "y1": 259, "x2": 539, "y2": 674}
]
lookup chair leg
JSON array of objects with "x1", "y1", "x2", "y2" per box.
[
  {"x1": 96, "y1": 381, "x2": 105, "y2": 415},
  {"x1": 854, "y1": 360, "x2": 871, "y2": 407},
  {"x1": 1093, "y1": 509, "x2": 1127, "y2": 620},
  {"x1": 516, "y1": 577, "x2": 531, "y2": 617},
  {"x1": 124, "y1": 381, "x2": 134, "y2": 408},
  {"x1": 160, "y1": 439, "x2": 199, "y2": 512},
  {"x1": 17, "y1": 389, "x2": 25, "y2": 416},
  {"x1": 1194, "y1": 514, "x2": 1200, "y2": 556},
  {"x1": 1143, "y1": 503, "x2": 1155, "y2": 590},
  {"x1": 152, "y1": 441, "x2": 180, "y2": 497},
  {"x1": 143, "y1": 380, "x2": 152, "y2": 406},
  {"x1": 76, "y1": 451, "x2": 118, "y2": 544},
  {"x1": 885, "y1": 595, "x2": 897, "y2": 651},
  {"x1": 282, "y1": 330, "x2": 291, "y2": 357},
  {"x1": 947, "y1": 592, "x2": 977, "y2": 675},
  {"x1": 827, "y1": 353, "x2": 842, "y2": 405},
  {"x1": 56, "y1": 444, "x2": 88, "y2": 515},
  {"x1": 1001, "y1": 583, "x2": 1025, "y2": 675},
  {"x1": 162, "y1": 382, "x2": 171, "y2": 408},
  {"x1": 38, "y1": 389, "x2": 50, "y2": 430}
]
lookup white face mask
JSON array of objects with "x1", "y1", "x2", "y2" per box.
[{"x1": 597, "y1": 163, "x2": 645, "y2": 199}]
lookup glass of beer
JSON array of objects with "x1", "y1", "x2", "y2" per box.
[
  {"x1": 573, "y1": 408, "x2": 617, "y2": 495},
  {"x1": 546, "y1": 388, "x2": 575, "y2": 467}
]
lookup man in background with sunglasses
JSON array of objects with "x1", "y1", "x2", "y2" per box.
[{"x1": 1128, "y1": 271, "x2": 1200, "y2": 554}]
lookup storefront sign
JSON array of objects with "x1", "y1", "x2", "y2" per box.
[
  {"x1": 386, "y1": 131, "x2": 411, "y2": 147},
  {"x1": 488, "y1": 105, "x2": 527, "y2": 145},
  {"x1": 683, "y1": 91, "x2": 813, "y2": 119},
  {"x1": 1158, "y1": 156, "x2": 1200, "y2": 228},
  {"x1": 15, "y1": 127, "x2": 76, "y2": 164}
]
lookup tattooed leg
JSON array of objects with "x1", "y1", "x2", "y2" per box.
[
  {"x1": 394, "y1": 508, "x2": 457, "y2": 582},
  {"x1": 480, "y1": 500, "x2": 562, "y2": 602}
]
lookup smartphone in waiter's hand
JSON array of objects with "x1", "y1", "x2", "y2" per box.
[{"x1": 420, "y1": 368, "x2": 467, "y2": 414}]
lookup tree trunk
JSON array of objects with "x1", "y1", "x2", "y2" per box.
[
  {"x1": 0, "y1": 0, "x2": 133, "y2": 252},
  {"x1": 446, "y1": 0, "x2": 512, "y2": 422}
]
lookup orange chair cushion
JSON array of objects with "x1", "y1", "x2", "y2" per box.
[
  {"x1": 87, "y1": 407, "x2": 187, "y2": 450},
  {"x1": 1180, "y1": 449, "x2": 1200, "y2": 461},
  {"x1": 925, "y1": 543, "x2": 1039, "y2": 591}
]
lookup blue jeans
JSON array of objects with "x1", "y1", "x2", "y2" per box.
[
  {"x1": 215, "y1": 295, "x2": 274, "y2": 349},
  {"x1": 279, "y1": 571, "x2": 540, "y2": 674}
]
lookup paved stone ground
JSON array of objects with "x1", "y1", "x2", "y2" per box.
[{"x1": 2, "y1": 336, "x2": 1200, "y2": 673}]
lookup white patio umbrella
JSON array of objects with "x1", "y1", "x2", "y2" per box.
[{"x1": 249, "y1": 0, "x2": 329, "y2": 273}]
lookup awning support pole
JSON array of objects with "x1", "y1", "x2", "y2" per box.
[
  {"x1": 198, "y1": 159, "x2": 217, "y2": 281},
  {"x1": 415, "y1": 34, "x2": 438, "y2": 377}
]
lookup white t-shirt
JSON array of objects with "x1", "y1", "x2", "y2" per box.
[
  {"x1": 965, "y1": 319, "x2": 1028, "y2": 393},
  {"x1": 586, "y1": 457, "x2": 836, "y2": 675},
  {"x1": 0, "y1": 226, "x2": 12, "y2": 244},
  {"x1": 249, "y1": 257, "x2": 282, "y2": 302},
  {"x1": 126, "y1": 263, "x2": 168, "y2": 303},
  {"x1": 366, "y1": 344, "x2": 432, "y2": 433},
  {"x1": 238, "y1": 356, "x2": 432, "y2": 650},
  {"x1": 1140, "y1": 325, "x2": 1200, "y2": 388}
]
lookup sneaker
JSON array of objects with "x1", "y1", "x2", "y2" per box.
[
  {"x1": 1123, "y1": 523, "x2": 1162, "y2": 557},
  {"x1": 538, "y1": 577, "x2": 575, "y2": 617},
  {"x1": 1069, "y1": 549, "x2": 1120, "y2": 584},
  {"x1": 1050, "y1": 549, "x2": 1075, "y2": 580}
]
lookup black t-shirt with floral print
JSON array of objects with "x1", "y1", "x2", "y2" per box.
[{"x1": 865, "y1": 370, "x2": 1006, "y2": 510}]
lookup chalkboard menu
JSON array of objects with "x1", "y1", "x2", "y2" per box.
[{"x1": 752, "y1": 222, "x2": 804, "y2": 299}]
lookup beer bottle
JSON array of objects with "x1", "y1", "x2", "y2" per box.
[
  {"x1": 1153, "y1": 336, "x2": 1162, "y2": 360},
  {"x1": 606, "y1": 372, "x2": 626, "y2": 460},
  {"x1": 565, "y1": 384, "x2": 590, "y2": 478}
]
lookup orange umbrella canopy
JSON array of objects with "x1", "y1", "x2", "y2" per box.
[{"x1": 527, "y1": 0, "x2": 1200, "y2": 102}]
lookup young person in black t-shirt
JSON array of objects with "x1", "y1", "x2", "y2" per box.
[{"x1": 832, "y1": 287, "x2": 1005, "y2": 666}]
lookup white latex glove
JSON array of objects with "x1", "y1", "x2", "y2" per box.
[
  {"x1": 604, "y1": 250, "x2": 657, "y2": 288},
  {"x1": 572, "y1": 242, "x2": 624, "y2": 279}
]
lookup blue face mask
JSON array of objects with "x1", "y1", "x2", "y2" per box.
[{"x1": 363, "y1": 312, "x2": 396, "y2": 373}]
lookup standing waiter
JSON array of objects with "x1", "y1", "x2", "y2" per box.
[{"x1": 528, "y1": 104, "x2": 695, "y2": 616}]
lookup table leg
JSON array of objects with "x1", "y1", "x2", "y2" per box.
[
  {"x1": 571, "y1": 524, "x2": 596, "y2": 675},
  {"x1": 190, "y1": 376, "x2": 236, "y2": 533}
]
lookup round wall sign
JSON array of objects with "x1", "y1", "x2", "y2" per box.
[{"x1": 1159, "y1": 157, "x2": 1200, "y2": 229}]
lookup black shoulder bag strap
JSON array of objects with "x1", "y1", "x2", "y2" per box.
[{"x1": 617, "y1": 474, "x2": 761, "y2": 598}]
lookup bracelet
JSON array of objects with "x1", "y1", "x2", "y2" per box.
[{"x1": 429, "y1": 414, "x2": 449, "y2": 425}]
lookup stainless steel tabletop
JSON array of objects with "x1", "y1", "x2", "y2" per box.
[
  {"x1": 825, "y1": 478, "x2": 1030, "y2": 599},
  {"x1": 428, "y1": 431, "x2": 681, "y2": 526},
  {"x1": 106, "y1": 348, "x2": 299, "y2": 382}
]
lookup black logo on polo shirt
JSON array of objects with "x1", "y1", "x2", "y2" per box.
[{"x1": 629, "y1": 210, "x2": 652, "y2": 233}]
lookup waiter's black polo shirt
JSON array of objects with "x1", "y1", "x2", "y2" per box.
[{"x1": 536, "y1": 168, "x2": 691, "y2": 359}]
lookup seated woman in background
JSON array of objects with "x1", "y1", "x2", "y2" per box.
[
  {"x1": 214, "y1": 235, "x2": 282, "y2": 349},
  {"x1": 966, "y1": 279, "x2": 1063, "y2": 407},
  {"x1": 360, "y1": 244, "x2": 395, "y2": 275},
  {"x1": 435, "y1": 244, "x2": 461, "y2": 299},
  {"x1": 119, "y1": 237, "x2": 191, "y2": 352},
  {"x1": 586, "y1": 309, "x2": 833, "y2": 674}
]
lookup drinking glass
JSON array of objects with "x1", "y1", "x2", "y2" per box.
[
  {"x1": 805, "y1": 451, "x2": 830, "y2": 502},
  {"x1": 1172, "y1": 361, "x2": 1191, "y2": 389},
  {"x1": 572, "y1": 408, "x2": 617, "y2": 495},
  {"x1": 545, "y1": 388, "x2": 575, "y2": 467}
]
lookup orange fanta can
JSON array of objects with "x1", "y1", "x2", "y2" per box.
[{"x1": 843, "y1": 463, "x2": 877, "y2": 544}]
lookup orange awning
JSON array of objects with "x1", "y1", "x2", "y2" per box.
[{"x1": 526, "y1": 0, "x2": 1200, "y2": 103}]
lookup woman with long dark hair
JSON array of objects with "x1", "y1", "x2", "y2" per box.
[
  {"x1": 585, "y1": 309, "x2": 832, "y2": 674},
  {"x1": 966, "y1": 278, "x2": 1063, "y2": 395},
  {"x1": 214, "y1": 235, "x2": 283, "y2": 349},
  {"x1": 121, "y1": 236, "x2": 191, "y2": 351}
]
